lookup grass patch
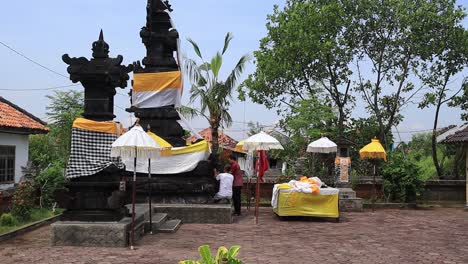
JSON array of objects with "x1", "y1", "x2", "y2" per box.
[{"x1": 0, "y1": 208, "x2": 63, "y2": 235}]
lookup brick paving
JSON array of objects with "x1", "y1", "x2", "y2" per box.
[{"x1": 1, "y1": 208, "x2": 467, "y2": 264}]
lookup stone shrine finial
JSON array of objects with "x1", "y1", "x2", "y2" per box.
[
  {"x1": 92, "y1": 30, "x2": 110, "y2": 59},
  {"x1": 62, "y1": 30, "x2": 133, "y2": 121}
]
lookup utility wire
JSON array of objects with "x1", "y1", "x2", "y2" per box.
[
  {"x1": 0, "y1": 41, "x2": 69, "y2": 79},
  {"x1": 0, "y1": 84, "x2": 80, "y2": 91}
]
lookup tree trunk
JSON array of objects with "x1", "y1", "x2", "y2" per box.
[
  {"x1": 338, "y1": 108, "x2": 345, "y2": 137},
  {"x1": 211, "y1": 121, "x2": 220, "y2": 169},
  {"x1": 432, "y1": 101, "x2": 443, "y2": 178}
]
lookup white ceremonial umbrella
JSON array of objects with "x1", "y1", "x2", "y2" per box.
[
  {"x1": 242, "y1": 131, "x2": 284, "y2": 224},
  {"x1": 307, "y1": 137, "x2": 338, "y2": 178},
  {"x1": 307, "y1": 137, "x2": 338, "y2": 153},
  {"x1": 111, "y1": 124, "x2": 161, "y2": 250}
]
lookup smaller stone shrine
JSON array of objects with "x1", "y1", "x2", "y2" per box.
[
  {"x1": 335, "y1": 137, "x2": 363, "y2": 212},
  {"x1": 58, "y1": 30, "x2": 133, "y2": 221}
]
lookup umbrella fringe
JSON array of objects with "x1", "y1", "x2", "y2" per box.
[{"x1": 111, "y1": 147, "x2": 161, "y2": 159}]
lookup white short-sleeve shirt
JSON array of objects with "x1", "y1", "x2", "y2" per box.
[{"x1": 216, "y1": 172, "x2": 234, "y2": 198}]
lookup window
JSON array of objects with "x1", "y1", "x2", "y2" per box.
[{"x1": 0, "y1": 146, "x2": 15, "y2": 183}]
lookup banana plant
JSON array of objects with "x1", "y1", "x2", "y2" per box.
[{"x1": 179, "y1": 245, "x2": 243, "y2": 264}]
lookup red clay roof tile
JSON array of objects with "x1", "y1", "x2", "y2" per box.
[{"x1": 0, "y1": 97, "x2": 49, "y2": 133}]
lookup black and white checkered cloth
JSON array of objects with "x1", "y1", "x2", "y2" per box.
[{"x1": 66, "y1": 128, "x2": 124, "y2": 178}]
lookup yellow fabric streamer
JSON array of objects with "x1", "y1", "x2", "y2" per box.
[
  {"x1": 147, "y1": 131, "x2": 172, "y2": 156},
  {"x1": 171, "y1": 140, "x2": 210, "y2": 155},
  {"x1": 72, "y1": 118, "x2": 122, "y2": 135},
  {"x1": 133, "y1": 71, "x2": 182, "y2": 92}
]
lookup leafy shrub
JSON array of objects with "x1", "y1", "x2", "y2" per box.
[
  {"x1": 381, "y1": 152, "x2": 423, "y2": 203},
  {"x1": 34, "y1": 161, "x2": 66, "y2": 208},
  {"x1": 179, "y1": 245, "x2": 243, "y2": 264},
  {"x1": 274, "y1": 175, "x2": 296, "y2": 184},
  {"x1": 11, "y1": 181, "x2": 36, "y2": 221},
  {"x1": 0, "y1": 213, "x2": 17, "y2": 226}
]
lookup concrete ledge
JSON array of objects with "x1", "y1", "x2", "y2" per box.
[
  {"x1": 363, "y1": 203, "x2": 418, "y2": 209},
  {"x1": 51, "y1": 204, "x2": 150, "y2": 247},
  {"x1": 51, "y1": 221, "x2": 128, "y2": 247},
  {"x1": 153, "y1": 204, "x2": 232, "y2": 224},
  {"x1": 339, "y1": 198, "x2": 363, "y2": 212},
  {"x1": 0, "y1": 213, "x2": 61, "y2": 243}
]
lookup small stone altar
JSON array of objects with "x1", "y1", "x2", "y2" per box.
[{"x1": 335, "y1": 138, "x2": 363, "y2": 212}]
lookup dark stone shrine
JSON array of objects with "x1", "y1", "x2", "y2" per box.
[
  {"x1": 63, "y1": 30, "x2": 133, "y2": 121},
  {"x1": 127, "y1": 0, "x2": 186, "y2": 147},
  {"x1": 59, "y1": 31, "x2": 133, "y2": 221},
  {"x1": 128, "y1": 0, "x2": 217, "y2": 203}
]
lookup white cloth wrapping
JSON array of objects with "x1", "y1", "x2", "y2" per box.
[
  {"x1": 271, "y1": 177, "x2": 339, "y2": 208},
  {"x1": 132, "y1": 88, "x2": 181, "y2": 108},
  {"x1": 123, "y1": 147, "x2": 209, "y2": 174}
]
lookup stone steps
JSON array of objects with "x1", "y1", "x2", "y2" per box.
[
  {"x1": 125, "y1": 206, "x2": 182, "y2": 241},
  {"x1": 157, "y1": 219, "x2": 182, "y2": 233},
  {"x1": 144, "y1": 213, "x2": 168, "y2": 232}
]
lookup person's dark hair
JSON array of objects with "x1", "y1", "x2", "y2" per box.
[
  {"x1": 224, "y1": 164, "x2": 232, "y2": 172},
  {"x1": 229, "y1": 154, "x2": 236, "y2": 161}
]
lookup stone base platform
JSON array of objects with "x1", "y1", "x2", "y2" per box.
[
  {"x1": 50, "y1": 204, "x2": 181, "y2": 247},
  {"x1": 153, "y1": 203, "x2": 233, "y2": 224},
  {"x1": 338, "y1": 188, "x2": 363, "y2": 212}
]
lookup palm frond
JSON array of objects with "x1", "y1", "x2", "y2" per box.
[
  {"x1": 211, "y1": 52, "x2": 223, "y2": 79},
  {"x1": 225, "y1": 53, "x2": 252, "y2": 90},
  {"x1": 187, "y1": 38, "x2": 203, "y2": 59},
  {"x1": 199, "y1": 62, "x2": 211, "y2": 72},
  {"x1": 222, "y1": 32, "x2": 234, "y2": 55},
  {"x1": 177, "y1": 105, "x2": 200, "y2": 120},
  {"x1": 185, "y1": 58, "x2": 202, "y2": 84}
]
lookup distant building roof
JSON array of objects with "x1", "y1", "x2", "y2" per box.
[
  {"x1": 187, "y1": 128, "x2": 238, "y2": 149},
  {"x1": 438, "y1": 124, "x2": 468, "y2": 144},
  {"x1": 0, "y1": 96, "x2": 49, "y2": 134}
]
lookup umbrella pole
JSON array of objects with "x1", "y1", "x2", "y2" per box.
[
  {"x1": 372, "y1": 163, "x2": 376, "y2": 213},
  {"x1": 255, "y1": 152, "x2": 261, "y2": 225},
  {"x1": 148, "y1": 158, "x2": 152, "y2": 235},
  {"x1": 130, "y1": 150, "x2": 137, "y2": 250}
]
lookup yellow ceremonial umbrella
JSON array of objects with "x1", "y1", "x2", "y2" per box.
[
  {"x1": 359, "y1": 138, "x2": 387, "y2": 161},
  {"x1": 234, "y1": 140, "x2": 247, "y2": 153},
  {"x1": 359, "y1": 137, "x2": 386, "y2": 211}
]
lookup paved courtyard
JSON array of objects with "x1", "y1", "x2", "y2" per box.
[{"x1": 0, "y1": 208, "x2": 467, "y2": 264}]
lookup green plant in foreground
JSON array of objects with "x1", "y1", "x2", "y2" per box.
[
  {"x1": 0, "y1": 213, "x2": 17, "y2": 227},
  {"x1": 11, "y1": 181, "x2": 36, "y2": 221},
  {"x1": 179, "y1": 245, "x2": 243, "y2": 264}
]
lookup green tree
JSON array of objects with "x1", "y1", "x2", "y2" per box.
[
  {"x1": 45, "y1": 90, "x2": 84, "y2": 163},
  {"x1": 416, "y1": 4, "x2": 468, "y2": 177},
  {"x1": 241, "y1": 0, "x2": 356, "y2": 137},
  {"x1": 355, "y1": 0, "x2": 467, "y2": 149},
  {"x1": 29, "y1": 90, "x2": 82, "y2": 209},
  {"x1": 185, "y1": 32, "x2": 251, "y2": 159}
]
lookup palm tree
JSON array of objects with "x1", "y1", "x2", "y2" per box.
[{"x1": 185, "y1": 32, "x2": 251, "y2": 164}]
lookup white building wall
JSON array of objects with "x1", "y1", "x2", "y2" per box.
[{"x1": 0, "y1": 132, "x2": 29, "y2": 190}]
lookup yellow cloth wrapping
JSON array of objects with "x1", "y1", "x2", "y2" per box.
[
  {"x1": 133, "y1": 71, "x2": 182, "y2": 92},
  {"x1": 72, "y1": 118, "x2": 122, "y2": 135},
  {"x1": 132, "y1": 71, "x2": 183, "y2": 108},
  {"x1": 359, "y1": 138, "x2": 387, "y2": 161},
  {"x1": 273, "y1": 191, "x2": 339, "y2": 218}
]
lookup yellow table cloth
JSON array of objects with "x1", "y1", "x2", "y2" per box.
[{"x1": 273, "y1": 190, "x2": 339, "y2": 218}]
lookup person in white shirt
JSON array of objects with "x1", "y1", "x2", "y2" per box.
[{"x1": 213, "y1": 164, "x2": 234, "y2": 202}]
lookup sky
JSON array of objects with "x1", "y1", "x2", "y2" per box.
[{"x1": 0, "y1": 0, "x2": 467, "y2": 142}]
